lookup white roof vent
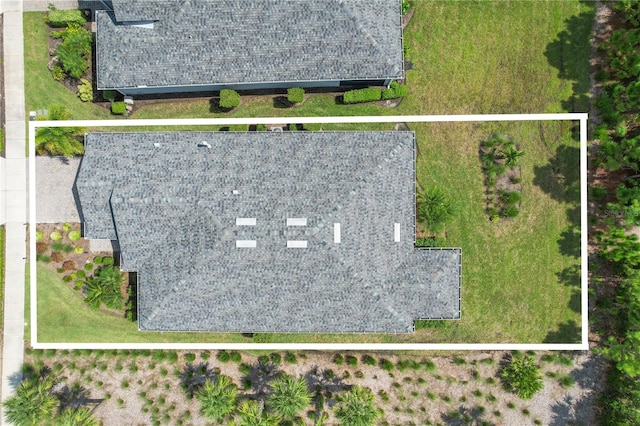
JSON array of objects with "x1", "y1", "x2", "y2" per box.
[{"x1": 198, "y1": 141, "x2": 211, "y2": 148}]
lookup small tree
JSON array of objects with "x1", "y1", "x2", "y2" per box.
[
  {"x1": 3, "y1": 375, "x2": 57, "y2": 426},
  {"x1": 35, "y1": 104, "x2": 85, "y2": 157},
  {"x1": 197, "y1": 376, "x2": 237, "y2": 421},
  {"x1": 417, "y1": 186, "x2": 455, "y2": 234},
  {"x1": 83, "y1": 265, "x2": 125, "y2": 310},
  {"x1": 333, "y1": 386, "x2": 382, "y2": 426},
  {"x1": 267, "y1": 374, "x2": 312, "y2": 420},
  {"x1": 287, "y1": 87, "x2": 305, "y2": 104},
  {"x1": 500, "y1": 354, "x2": 543, "y2": 399},
  {"x1": 220, "y1": 89, "x2": 241, "y2": 109}
]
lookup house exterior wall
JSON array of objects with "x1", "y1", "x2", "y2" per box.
[{"x1": 109, "y1": 79, "x2": 387, "y2": 97}]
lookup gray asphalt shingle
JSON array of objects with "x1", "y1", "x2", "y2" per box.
[
  {"x1": 75, "y1": 131, "x2": 461, "y2": 333},
  {"x1": 96, "y1": 0, "x2": 404, "y2": 90}
]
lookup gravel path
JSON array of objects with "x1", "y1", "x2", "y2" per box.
[{"x1": 35, "y1": 156, "x2": 82, "y2": 223}]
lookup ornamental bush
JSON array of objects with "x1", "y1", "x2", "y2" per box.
[
  {"x1": 381, "y1": 81, "x2": 408, "y2": 100},
  {"x1": 111, "y1": 102, "x2": 126, "y2": 115},
  {"x1": 48, "y1": 9, "x2": 86, "y2": 27},
  {"x1": 500, "y1": 354, "x2": 543, "y2": 399},
  {"x1": 77, "y1": 79, "x2": 93, "y2": 102},
  {"x1": 219, "y1": 89, "x2": 240, "y2": 109},
  {"x1": 343, "y1": 87, "x2": 382, "y2": 104},
  {"x1": 287, "y1": 87, "x2": 304, "y2": 104},
  {"x1": 53, "y1": 24, "x2": 92, "y2": 79}
]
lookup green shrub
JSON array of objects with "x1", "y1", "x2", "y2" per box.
[
  {"x1": 219, "y1": 89, "x2": 240, "y2": 109},
  {"x1": 111, "y1": 102, "x2": 126, "y2": 115},
  {"x1": 380, "y1": 358, "x2": 394, "y2": 371},
  {"x1": 77, "y1": 79, "x2": 93, "y2": 102},
  {"x1": 35, "y1": 230, "x2": 44, "y2": 241},
  {"x1": 51, "y1": 66, "x2": 65, "y2": 81},
  {"x1": 74, "y1": 246, "x2": 84, "y2": 254},
  {"x1": 501, "y1": 190, "x2": 521, "y2": 205},
  {"x1": 415, "y1": 237, "x2": 446, "y2": 247},
  {"x1": 402, "y1": 0, "x2": 412, "y2": 15},
  {"x1": 50, "y1": 231, "x2": 62, "y2": 241},
  {"x1": 343, "y1": 87, "x2": 382, "y2": 104},
  {"x1": 48, "y1": 9, "x2": 86, "y2": 27},
  {"x1": 500, "y1": 355, "x2": 543, "y2": 399},
  {"x1": 333, "y1": 354, "x2": 344, "y2": 365},
  {"x1": 256, "y1": 123, "x2": 267, "y2": 131},
  {"x1": 502, "y1": 205, "x2": 520, "y2": 218},
  {"x1": 217, "y1": 350, "x2": 230, "y2": 363},
  {"x1": 270, "y1": 353, "x2": 281, "y2": 364},
  {"x1": 258, "y1": 355, "x2": 269, "y2": 364},
  {"x1": 381, "y1": 81, "x2": 408, "y2": 100},
  {"x1": 287, "y1": 87, "x2": 305, "y2": 104},
  {"x1": 229, "y1": 351, "x2": 242, "y2": 363},
  {"x1": 362, "y1": 355, "x2": 376, "y2": 366},
  {"x1": 68, "y1": 230, "x2": 81, "y2": 241},
  {"x1": 184, "y1": 353, "x2": 196, "y2": 362},
  {"x1": 53, "y1": 25, "x2": 92, "y2": 79},
  {"x1": 285, "y1": 352, "x2": 297, "y2": 364}
]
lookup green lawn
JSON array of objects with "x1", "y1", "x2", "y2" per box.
[{"x1": 28, "y1": 0, "x2": 592, "y2": 344}]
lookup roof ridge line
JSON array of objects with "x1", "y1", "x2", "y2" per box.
[{"x1": 336, "y1": 0, "x2": 399, "y2": 73}]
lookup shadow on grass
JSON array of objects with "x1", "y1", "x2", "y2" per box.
[
  {"x1": 208, "y1": 98, "x2": 235, "y2": 113},
  {"x1": 543, "y1": 319, "x2": 581, "y2": 343},
  {"x1": 544, "y1": 6, "x2": 595, "y2": 112}
]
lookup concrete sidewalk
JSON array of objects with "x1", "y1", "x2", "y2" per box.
[{"x1": 1, "y1": 1, "x2": 27, "y2": 422}]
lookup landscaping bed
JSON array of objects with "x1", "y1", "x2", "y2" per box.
[{"x1": 20, "y1": 348, "x2": 600, "y2": 425}]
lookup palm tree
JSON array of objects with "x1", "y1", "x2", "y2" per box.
[
  {"x1": 35, "y1": 104, "x2": 86, "y2": 157},
  {"x1": 417, "y1": 186, "x2": 456, "y2": 234},
  {"x1": 196, "y1": 375, "x2": 238, "y2": 421},
  {"x1": 3, "y1": 376, "x2": 57, "y2": 426},
  {"x1": 333, "y1": 386, "x2": 382, "y2": 426},
  {"x1": 52, "y1": 407, "x2": 98, "y2": 426},
  {"x1": 236, "y1": 400, "x2": 281, "y2": 426},
  {"x1": 83, "y1": 265, "x2": 124, "y2": 310},
  {"x1": 500, "y1": 144, "x2": 525, "y2": 167},
  {"x1": 266, "y1": 374, "x2": 312, "y2": 420}
]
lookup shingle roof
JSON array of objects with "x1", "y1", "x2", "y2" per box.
[
  {"x1": 75, "y1": 131, "x2": 461, "y2": 333},
  {"x1": 96, "y1": 0, "x2": 404, "y2": 90}
]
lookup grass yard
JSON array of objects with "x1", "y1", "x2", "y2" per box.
[
  {"x1": 29, "y1": 1, "x2": 591, "y2": 344},
  {"x1": 23, "y1": 13, "x2": 112, "y2": 120}
]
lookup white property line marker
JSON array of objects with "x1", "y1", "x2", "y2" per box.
[{"x1": 28, "y1": 113, "x2": 588, "y2": 351}]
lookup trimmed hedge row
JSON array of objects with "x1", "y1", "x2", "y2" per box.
[
  {"x1": 343, "y1": 88, "x2": 382, "y2": 104},
  {"x1": 47, "y1": 9, "x2": 86, "y2": 27},
  {"x1": 343, "y1": 82, "x2": 407, "y2": 104}
]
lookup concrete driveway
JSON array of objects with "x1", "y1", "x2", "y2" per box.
[{"x1": 36, "y1": 156, "x2": 82, "y2": 223}]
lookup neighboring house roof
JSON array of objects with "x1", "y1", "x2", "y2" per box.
[
  {"x1": 75, "y1": 131, "x2": 461, "y2": 333},
  {"x1": 95, "y1": 0, "x2": 404, "y2": 91}
]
